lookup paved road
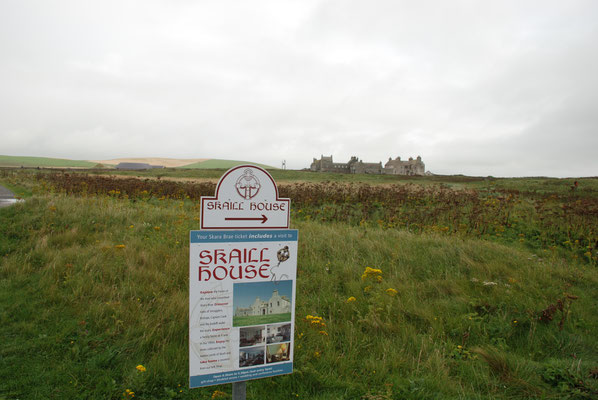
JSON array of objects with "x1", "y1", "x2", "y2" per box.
[{"x1": 0, "y1": 184, "x2": 18, "y2": 208}]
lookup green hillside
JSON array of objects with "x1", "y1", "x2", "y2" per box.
[
  {"x1": 180, "y1": 158, "x2": 276, "y2": 169},
  {"x1": 1, "y1": 170, "x2": 597, "y2": 399},
  {"x1": 0, "y1": 155, "x2": 96, "y2": 168},
  {"x1": 0, "y1": 155, "x2": 276, "y2": 170},
  {"x1": 0, "y1": 170, "x2": 598, "y2": 400}
]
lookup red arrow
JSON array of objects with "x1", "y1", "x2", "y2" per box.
[{"x1": 224, "y1": 214, "x2": 268, "y2": 224}]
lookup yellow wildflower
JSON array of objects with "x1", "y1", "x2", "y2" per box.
[
  {"x1": 364, "y1": 286, "x2": 372, "y2": 293},
  {"x1": 361, "y1": 266, "x2": 382, "y2": 281},
  {"x1": 211, "y1": 390, "x2": 227, "y2": 399},
  {"x1": 319, "y1": 330, "x2": 328, "y2": 336},
  {"x1": 115, "y1": 244, "x2": 126, "y2": 249},
  {"x1": 154, "y1": 226, "x2": 161, "y2": 231},
  {"x1": 346, "y1": 296, "x2": 356, "y2": 303},
  {"x1": 306, "y1": 315, "x2": 323, "y2": 322},
  {"x1": 385, "y1": 288, "x2": 398, "y2": 296},
  {"x1": 136, "y1": 364, "x2": 146, "y2": 372},
  {"x1": 365, "y1": 267, "x2": 382, "y2": 275}
]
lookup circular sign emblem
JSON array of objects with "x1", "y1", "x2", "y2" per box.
[{"x1": 235, "y1": 168, "x2": 261, "y2": 200}]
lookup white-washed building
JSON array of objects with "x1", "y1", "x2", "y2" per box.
[{"x1": 235, "y1": 289, "x2": 291, "y2": 316}]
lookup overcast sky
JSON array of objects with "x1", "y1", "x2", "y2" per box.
[{"x1": 1, "y1": 1, "x2": 597, "y2": 177}]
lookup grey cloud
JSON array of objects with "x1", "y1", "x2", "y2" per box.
[{"x1": 1, "y1": 0, "x2": 597, "y2": 176}]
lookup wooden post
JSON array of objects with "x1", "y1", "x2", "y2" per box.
[{"x1": 232, "y1": 381, "x2": 246, "y2": 400}]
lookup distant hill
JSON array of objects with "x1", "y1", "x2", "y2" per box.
[
  {"x1": 179, "y1": 159, "x2": 275, "y2": 169},
  {"x1": 0, "y1": 155, "x2": 96, "y2": 168},
  {"x1": 0, "y1": 155, "x2": 276, "y2": 170},
  {"x1": 91, "y1": 158, "x2": 207, "y2": 168}
]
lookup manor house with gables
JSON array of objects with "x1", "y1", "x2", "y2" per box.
[
  {"x1": 235, "y1": 289, "x2": 291, "y2": 317},
  {"x1": 310, "y1": 155, "x2": 425, "y2": 176}
]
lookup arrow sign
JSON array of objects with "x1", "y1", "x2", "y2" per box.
[
  {"x1": 200, "y1": 165, "x2": 290, "y2": 229},
  {"x1": 224, "y1": 215, "x2": 268, "y2": 224}
]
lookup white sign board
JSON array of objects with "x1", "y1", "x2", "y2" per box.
[
  {"x1": 200, "y1": 165, "x2": 290, "y2": 230},
  {"x1": 191, "y1": 164, "x2": 297, "y2": 389},
  {"x1": 189, "y1": 230, "x2": 298, "y2": 388}
]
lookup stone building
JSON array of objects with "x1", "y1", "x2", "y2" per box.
[
  {"x1": 309, "y1": 155, "x2": 350, "y2": 173},
  {"x1": 310, "y1": 155, "x2": 425, "y2": 175},
  {"x1": 383, "y1": 156, "x2": 425, "y2": 176},
  {"x1": 310, "y1": 155, "x2": 383, "y2": 174},
  {"x1": 235, "y1": 289, "x2": 291, "y2": 317}
]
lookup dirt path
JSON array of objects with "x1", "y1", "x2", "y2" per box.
[{"x1": 0, "y1": 184, "x2": 17, "y2": 208}]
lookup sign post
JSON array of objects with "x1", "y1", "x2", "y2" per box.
[
  {"x1": 232, "y1": 381, "x2": 246, "y2": 399},
  {"x1": 190, "y1": 165, "x2": 297, "y2": 395}
]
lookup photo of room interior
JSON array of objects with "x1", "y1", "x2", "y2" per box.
[
  {"x1": 266, "y1": 323, "x2": 291, "y2": 344},
  {"x1": 239, "y1": 347, "x2": 265, "y2": 368},
  {"x1": 239, "y1": 326, "x2": 265, "y2": 348},
  {"x1": 266, "y1": 343, "x2": 290, "y2": 364}
]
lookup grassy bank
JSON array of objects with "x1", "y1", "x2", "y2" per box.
[
  {"x1": 1, "y1": 181, "x2": 597, "y2": 399},
  {"x1": 0, "y1": 155, "x2": 97, "y2": 168},
  {"x1": 3, "y1": 169, "x2": 596, "y2": 265}
]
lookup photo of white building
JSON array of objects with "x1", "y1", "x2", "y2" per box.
[
  {"x1": 235, "y1": 289, "x2": 291, "y2": 317},
  {"x1": 233, "y1": 280, "x2": 293, "y2": 327}
]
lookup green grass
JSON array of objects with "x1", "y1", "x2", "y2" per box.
[
  {"x1": 0, "y1": 155, "x2": 275, "y2": 172},
  {"x1": 1, "y1": 175, "x2": 598, "y2": 399},
  {"x1": 233, "y1": 313, "x2": 292, "y2": 327},
  {"x1": 179, "y1": 159, "x2": 276, "y2": 170},
  {"x1": 0, "y1": 155, "x2": 97, "y2": 168}
]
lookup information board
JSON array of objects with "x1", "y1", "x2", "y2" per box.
[{"x1": 189, "y1": 229, "x2": 298, "y2": 388}]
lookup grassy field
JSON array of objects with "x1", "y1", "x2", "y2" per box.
[
  {"x1": 1, "y1": 169, "x2": 597, "y2": 399},
  {"x1": 179, "y1": 159, "x2": 275, "y2": 170},
  {"x1": 233, "y1": 313, "x2": 292, "y2": 327},
  {"x1": 62, "y1": 165, "x2": 598, "y2": 192},
  {"x1": 0, "y1": 155, "x2": 275, "y2": 171},
  {"x1": 0, "y1": 155, "x2": 97, "y2": 168}
]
